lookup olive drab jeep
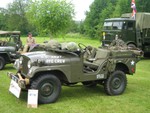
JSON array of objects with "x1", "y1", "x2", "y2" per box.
[
  {"x1": 0, "y1": 31, "x2": 22, "y2": 70},
  {"x1": 7, "y1": 40, "x2": 142, "y2": 104}
]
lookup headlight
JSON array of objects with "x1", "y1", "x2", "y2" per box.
[
  {"x1": 28, "y1": 68, "x2": 33, "y2": 75},
  {"x1": 14, "y1": 59, "x2": 20, "y2": 70},
  {"x1": 103, "y1": 32, "x2": 106, "y2": 40},
  {"x1": 19, "y1": 56, "x2": 23, "y2": 64},
  {"x1": 27, "y1": 60, "x2": 32, "y2": 68}
]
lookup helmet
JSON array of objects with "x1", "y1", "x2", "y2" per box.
[
  {"x1": 66, "y1": 42, "x2": 78, "y2": 51},
  {"x1": 45, "y1": 39, "x2": 60, "y2": 49}
]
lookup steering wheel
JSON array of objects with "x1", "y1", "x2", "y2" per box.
[
  {"x1": 78, "y1": 43, "x2": 91, "y2": 55},
  {"x1": 78, "y1": 43, "x2": 87, "y2": 51}
]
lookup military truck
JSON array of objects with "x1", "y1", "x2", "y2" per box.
[
  {"x1": 102, "y1": 12, "x2": 150, "y2": 56},
  {"x1": 0, "y1": 31, "x2": 22, "y2": 70},
  {"x1": 8, "y1": 41, "x2": 142, "y2": 104}
]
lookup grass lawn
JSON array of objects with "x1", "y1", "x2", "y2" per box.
[
  {"x1": 21, "y1": 33, "x2": 101, "y2": 47},
  {"x1": 0, "y1": 34, "x2": 150, "y2": 113}
]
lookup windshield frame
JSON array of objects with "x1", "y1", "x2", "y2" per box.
[{"x1": 103, "y1": 21, "x2": 123, "y2": 30}]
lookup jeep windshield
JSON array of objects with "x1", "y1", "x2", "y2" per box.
[
  {"x1": 103, "y1": 21, "x2": 123, "y2": 30},
  {"x1": 0, "y1": 31, "x2": 20, "y2": 41}
]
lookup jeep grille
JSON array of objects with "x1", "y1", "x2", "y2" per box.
[{"x1": 21, "y1": 56, "x2": 30, "y2": 76}]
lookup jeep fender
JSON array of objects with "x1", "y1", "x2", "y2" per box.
[
  {"x1": 115, "y1": 63, "x2": 130, "y2": 74},
  {"x1": 107, "y1": 59, "x2": 130, "y2": 74},
  {"x1": 28, "y1": 66, "x2": 70, "y2": 82}
]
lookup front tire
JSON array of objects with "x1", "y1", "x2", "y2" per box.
[
  {"x1": 31, "y1": 74, "x2": 61, "y2": 104},
  {"x1": 104, "y1": 71, "x2": 127, "y2": 95},
  {"x1": 0, "y1": 56, "x2": 5, "y2": 70}
]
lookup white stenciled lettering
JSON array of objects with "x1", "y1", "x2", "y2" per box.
[
  {"x1": 42, "y1": 55, "x2": 65, "y2": 64},
  {"x1": 41, "y1": 56, "x2": 62, "y2": 59},
  {"x1": 50, "y1": 56, "x2": 62, "y2": 59},
  {"x1": 55, "y1": 59, "x2": 65, "y2": 63},
  {"x1": 45, "y1": 59, "x2": 65, "y2": 64},
  {"x1": 97, "y1": 74, "x2": 104, "y2": 79}
]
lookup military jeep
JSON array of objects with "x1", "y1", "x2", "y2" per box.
[
  {"x1": 0, "y1": 31, "x2": 22, "y2": 70},
  {"x1": 8, "y1": 41, "x2": 142, "y2": 104}
]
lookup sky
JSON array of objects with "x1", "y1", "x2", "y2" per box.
[
  {"x1": 70, "y1": 0, "x2": 94, "y2": 20},
  {"x1": 0, "y1": 0, "x2": 94, "y2": 21}
]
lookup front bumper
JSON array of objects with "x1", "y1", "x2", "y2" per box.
[{"x1": 7, "y1": 72, "x2": 30, "y2": 89}]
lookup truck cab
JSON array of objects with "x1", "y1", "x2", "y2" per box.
[{"x1": 102, "y1": 18, "x2": 136, "y2": 47}]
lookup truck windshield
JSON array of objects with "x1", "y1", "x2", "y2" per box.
[{"x1": 104, "y1": 21, "x2": 123, "y2": 30}]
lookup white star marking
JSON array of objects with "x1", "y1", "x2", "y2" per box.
[{"x1": 131, "y1": 60, "x2": 135, "y2": 65}]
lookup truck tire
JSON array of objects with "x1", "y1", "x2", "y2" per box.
[
  {"x1": 127, "y1": 43, "x2": 136, "y2": 49},
  {"x1": 104, "y1": 71, "x2": 127, "y2": 95},
  {"x1": 0, "y1": 56, "x2": 5, "y2": 70},
  {"x1": 31, "y1": 74, "x2": 61, "y2": 104}
]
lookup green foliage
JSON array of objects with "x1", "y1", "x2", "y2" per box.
[
  {"x1": 0, "y1": 0, "x2": 74, "y2": 36},
  {"x1": 136, "y1": 0, "x2": 150, "y2": 12},
  {"x1": 26, "y1": 0, "x2": 74, "y2": 36},
  {"x1": 0, "y1": 0, "x2": 32, "y2": 34},
  {"x1": 112, "y1": 0, "x2": 131, "y2": 17},
  {"x1": 83, "y1": 0, "x2": 117, "y2": 38},
  {"x1": 68, "y1": 21, "x2": 81, "y2": 33},
  {"x1": 84, "y1": 0, "x2": 106, "y2": 38},
  {"x1": 0, "y1": 8, "x2": 7, "y2": 30}
]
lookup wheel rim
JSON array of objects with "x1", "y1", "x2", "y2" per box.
[
  {"x1": 111, "y1": 77, "x2": 122, "y2": 89},
  {"x1": 40, "y1": 82, "x2": 54, "y2": 97}
]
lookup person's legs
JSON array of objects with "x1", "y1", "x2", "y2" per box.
[{"x1": 23, "y1": 44, "x2": 29, "y2": 52}]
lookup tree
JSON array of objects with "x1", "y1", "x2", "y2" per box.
[
  {"x1": 5, "y1": 0, "x2": 30, "y2": 34},
  {"x1": 0, "y1": 8, "x2": 8, "y2": 30},
  {"x1": 136, "y1": 0, "x2": 150, "y2": 12},
  {"x1": 26, "y1": 0, "x2": 74, "y2": 36},
  {"x1": 83, "y1": 0, "x2": 117, "y2": 38},
  {"x1": 112, "y1": 0, "x2": 131, "y2": 18},
  {"x1": 68, "y1": 20, "x2": 81, "y2": 33},
  {"x1": 96, "y1": 2, "x2": 115, "y2": 38}
]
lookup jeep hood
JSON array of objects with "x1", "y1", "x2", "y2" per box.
[
  {"x1": 24, "y1": 51, "x2": 49, "y2": 59},
  {"x1": 0, "y1": 46, "x2": 16, "y2": 52},
  {"x1": 23, "y1": 51, "x2": 66, "y2": 62}
]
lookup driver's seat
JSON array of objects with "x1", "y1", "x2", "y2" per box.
[
  {"x1": 84, "y1": 46, "x2": 97, "y2": 61},
  {"x1": 84, "y1": 49, "x2": 109, "y2": 72}
]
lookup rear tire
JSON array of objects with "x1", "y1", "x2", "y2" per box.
[
  {"x1": 144, "y1": 52, "x2": 150, "y2": 57},
  {"x1": 104, "y1": 71, "x2": 127, "y2": 95},
  {"x1": 0, "y1": 56, "x2": 5, "y2": 70},
  {"x1": 31, "y1": 74, "x2": 61, "y2": 104}
]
